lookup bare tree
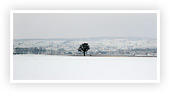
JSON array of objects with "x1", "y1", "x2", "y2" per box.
[{"x1": 78, "y1": 43, "x2": 90, "y2": 56}]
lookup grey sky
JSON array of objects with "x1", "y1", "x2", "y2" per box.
[{"x1": 13, "y1": 13, "x2": 157, "y2": 39}]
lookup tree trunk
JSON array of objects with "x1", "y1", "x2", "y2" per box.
[{"x1": 83, "y1": 51, "x2": 85, "y2": 56}]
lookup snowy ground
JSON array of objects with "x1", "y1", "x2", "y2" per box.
[{"x1": 13, "y1": 55, "x2": 157, "y2": 80}]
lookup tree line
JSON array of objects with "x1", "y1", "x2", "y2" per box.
[{"x1": 13, "y1": 47, "x2": 47, "y2": 54}]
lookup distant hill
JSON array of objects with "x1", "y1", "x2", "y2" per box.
[{"x1": 14, "y1": 36, "x2": 156, "y2": 41}]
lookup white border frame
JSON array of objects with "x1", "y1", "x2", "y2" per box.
[{"x1": 10, "y1": 10, "x2": 160, "y2": 83}]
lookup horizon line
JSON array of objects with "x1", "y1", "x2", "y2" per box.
[{"x1": 13, "y1": 36, "x2": 157, "y2": 40}]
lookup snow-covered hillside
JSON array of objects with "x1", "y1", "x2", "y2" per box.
[{"x1": 13, "y1": 38, "x2": 157, "y2": 56}]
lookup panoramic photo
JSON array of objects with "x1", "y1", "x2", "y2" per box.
[{"x1": 11, "y1": 10, "x2": 159, "y2": 83}]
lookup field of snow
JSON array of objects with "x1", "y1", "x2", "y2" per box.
[{"x1": 13, "y1": 55, "x2": 157, "y2": 80}]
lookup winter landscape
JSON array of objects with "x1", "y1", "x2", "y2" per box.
[{"x1": 12, "y1": 12, "x2": 158, "y2": 81}]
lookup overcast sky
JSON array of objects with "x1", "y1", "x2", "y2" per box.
[{"x1": 13, "y1": 13, "x2": 157, "y2": 39}]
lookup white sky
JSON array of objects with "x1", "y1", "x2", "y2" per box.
[{"x1": 13, "y1": 13, "x2": 157, "y2": 39}]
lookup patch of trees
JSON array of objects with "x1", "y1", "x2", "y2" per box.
[
  {"x1": 13, "y1": 47, "x2": 46, "y2": 54},
  {"x1": 131, "y1": 48, "x2": 157, "y2": 52}
]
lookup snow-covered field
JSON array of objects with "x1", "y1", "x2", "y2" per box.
[{"x1": 13, "y1": 55, "x2": 157, "y2": 80}]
